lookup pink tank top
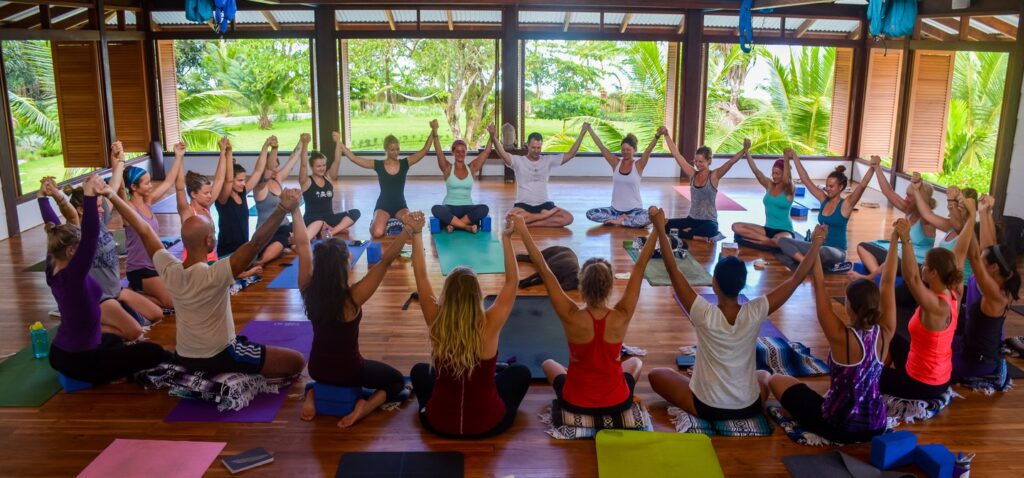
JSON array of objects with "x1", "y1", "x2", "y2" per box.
[{"x1": 906, "y1": 292, "x2": 959, "y2": 386}]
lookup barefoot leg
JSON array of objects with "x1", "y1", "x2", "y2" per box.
[
  {"x1": 338, "y1": 390, "x2": 387, "y2": 428},
  {"x1": 301, "y1": 387, "x2": 316, "y2": 421}
]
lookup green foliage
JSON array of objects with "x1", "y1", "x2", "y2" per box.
[
  {"x1": 534, "y1": 92, "x2": 604, "y2": 120},
  {"x1": 525, "y1": 41, "x2": 604, "y2": 96}
]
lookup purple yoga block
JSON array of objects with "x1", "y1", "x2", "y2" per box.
[
  {"x1": 871, "y1": 431, "x2": 918, "y2": 469},
  {"x1": 915, "y1": 444, "x2": 954, "y2": 478}
]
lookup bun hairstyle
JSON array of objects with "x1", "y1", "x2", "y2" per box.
[
  {"x1": 308, "y1": 150, "x2": 327, "y2": 167},
  {"x1": 621, "y1": 134, "x2": 638, "y2": 150},
  {"x1": 695, "y1": 146, "x2": 713, "y2": 161},
  {"x1": 62, "y1": 185, "x2": 85, "y2": 210},
  {"x1": 45, "y1": 222, "x2": 81, "y2": 261},
  {"x1": 845, "y1": 279, "x2": 882, "y2": 330},
  {"x1": 185, "y1": 171, "x2": 211, "y2": 196},
  {"x1": 925, "y1": 247, "x2": 964, "y2": 289},
  {"x1": 984, "y1": 244, "x2": 1021, "y2": 300},
  {"x1": 828, "y1": 165, "x2": 849, "y2": 189},
  {"x1": 579, "y1": 258, "x2": 613, "y2": 309}
]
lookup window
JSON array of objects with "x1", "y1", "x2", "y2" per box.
[
  {"x1": 522, "y1": 40, "x2": 673, "y2": 153},
  {"x1": 160, "y1": 39, "x2": 313, "y2": 151},
  {"x1": 342, "y1": 38, "x2": 498, "y2": 151},
  {"x1": 859, "y1": 48, "x2": 904, "y2": 165},
  {"x1": 2, "y1": 40, "x2": 67, "y2": 195},
  {"x1": 703, "y1": 43, "x2": 851, "y2": 156}
]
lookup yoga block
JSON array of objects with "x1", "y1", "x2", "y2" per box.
[
  {"x1": 790, "y1": 205, "x2": 809, "y2": 218},
  {"x1": 796, "y1": 186, "x2": 806, "y2": 197},
  {"x1": 915, "y1": 445, "x2": 954, "y2": 478},
  {"x1": 308, "y1": 382, "x2": 371, "y2": 417},
  {"x1": 871, "y1": 431, "x2": 918, "y2": 469},
  {"x1": 481, "y1": 216, "x2": 492, "y2": 232},
  {"x1": 57, "y1": 373, "x2": 92, "y2": 393},
  {"x1": 429, "y1": 217, "x2": 441, "y2": 234}
]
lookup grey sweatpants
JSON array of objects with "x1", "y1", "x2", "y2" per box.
[{"x1": 777, "y1": 237, "x2": 846, "y2": 269}]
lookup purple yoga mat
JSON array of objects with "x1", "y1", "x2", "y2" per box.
[
  {"x1": 164, "y1": 320, "x2": 312, "y2": 423},
  {"x1": 671, "y1": 292, "x2": 788, "y2": 340}
]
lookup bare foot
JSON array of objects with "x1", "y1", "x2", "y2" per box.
[
  {"x1": 468, "y1": 224, "x2": 478, "y2": 234},
  {"x1": 446, "y1": 225, "x2": 454, "y2": 233},
  {"x1": 337, "y1": 399, "x2": 367, "y2": 428},
  {"x1": 239, "y1": 266, "x2": 263, "y2": 279},
  {"x1": 847, "y1": 271, "x2": 870, "y2": 280},
  {"x1": 300, "y1": 389, "x2": 316, "y2": 421}
]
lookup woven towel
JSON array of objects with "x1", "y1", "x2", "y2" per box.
[
  {"x1": 767, "y1": 406, "x2": 839, "y2": 447},
  {"x1": 135, "y1": 363, "x2": 289, "y2": 411},
  {"x1": 883, "y1": 387, "x2": 960, "y2": 425},
  {"x1": 958, "y1": 359, "x2": 1013, "y2": 396},
  {"x1": 756, "y1": 337, "x2": 829, "y2": 377},
  {"x1": 668, "y1": 407, "x2": 773, "y2": 437},
  {"x1": 540, "y1": 398, "x2": 653, "y2": 440}
]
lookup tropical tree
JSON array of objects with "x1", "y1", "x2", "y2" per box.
[
  {"x1": 3, "y1": 41, "x2": 61, "y2": 152},
  {"x1": 411, "y1": 39, "x2": 497, "y2": 148},
  {"x1": 762, "y1": 46, "x2": 835, "y2": 154}
]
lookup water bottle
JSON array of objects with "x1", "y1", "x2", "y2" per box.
[{"x1": 30, "y1": 321, "x2": 49, "y2": 359}]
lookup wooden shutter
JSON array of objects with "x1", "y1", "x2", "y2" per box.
[
  {"x1": 904, "y1": 51, "x2": 955, "y2": 173},
  {"x1": 108, "y1": 41, "x2": 152, "y2": 152},
  {"x1": 664, "y1": 42, "x2": 678, "y2": 133},
  {"x1": 52, "y1": 41, "x2": 107, "y2": 168},
  {"x1": 859, "y1": 49, "x2": 903, "y2": 158},
  {"x1": 157, "y1": 40, "x2": 181, "y2": 147},
  {"x1": 827, "y1": 48, "x2": 853, "y2": 156}
]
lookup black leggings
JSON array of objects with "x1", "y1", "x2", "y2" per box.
[
  {"x1": 664, "y1": 217, "x2": 719, "y2": 239},
  {"x1": 431, "y1": 204, "x2": 489, "y2": 227},
  {"x1": 49, "y1": 334, "x2": 167, "y2": 385},
  {"x1": 410, "y1": 362, "x2": 531, "y2": 438},
  {"x1": 880, "y1": 334, "x2": 949, "y2": 400},
  {"x1": 312, "y1": 359, "x2": 406, "y2": 402}
]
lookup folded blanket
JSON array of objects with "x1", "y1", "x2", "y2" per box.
[
  {"x1": 1003, "y1": 336, "x2": 1024, "y2": 358},
  {"x1": 540, "y1": 398, "x2": 653, "y2": 440},
  {"x1": 883, "y1": 387, "x2": 960, "y2": 425},
  {"x1": 668, "y1": 406, "x2": 773, "y2": 437},
  {"x1": 756, "y1": 337, "x2": 829, "y2": 377},
  {"x1": 767, "y1": 406, "x2": 838, "y2": 447},
  {"x1": 229, "y1": 275, "x2": 261, "y2": 296},
  {"x1": 135, "y1": 363, "x2": 289, "y2": 411},
  {"x1": 958, "y1": 359, "x2": 1013, "y2": 395}
]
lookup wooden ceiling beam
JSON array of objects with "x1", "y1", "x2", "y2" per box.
[
  {"x1": 928, "y1": 16, "x2": 999, "y2": 41},
  {"x1": 750, "y1": 0, "x2": 835, "y2": 11},
  {"x1": 562, "y1": 12, "x2": 572, "y2": 33},
  {"x1": 919, "y1": 23, "x2": 957, "y2": 42},
  {"x1": 676, "y1": 16, "x2": 685, "y2": 35},
  {"x1": 793, "y1": 18, "x2": 815, "y2": 38},
  {"x1": 446, "y1": 10, "x2": 453, "y2": 31},
  {"x1": 260, "y1": 10, "x2": 279, "y2": 31},
  {"x1": 9, "y1": 6, "x2": 78, "y2": 29},
  {"x1": 973, "y1": 16, "x2": 1018, "y2": 39},
  {"x1": 383, "y1": 9, "x2": 395, "y2": 31},
  {"x1": 0, "y1": 4, "x2": 35, "y2": 23},
  {"x1": 620, "y1": 12, "x2": 632, "y2": 34}
]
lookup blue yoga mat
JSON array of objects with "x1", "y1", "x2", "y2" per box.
[
  {"x1": 488, "y1": 295, "x2": 568, "y2": 380},
  {"x1": 267, "y1": 241, "x2": 369, "y2": 289}
]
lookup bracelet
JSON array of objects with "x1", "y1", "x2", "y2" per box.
[{"x1": 275, "y1": 203, "x2": 289, "y2": 213}]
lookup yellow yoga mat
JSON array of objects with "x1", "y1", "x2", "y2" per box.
[{"x1": 596, "y1": 430, "x2": 724, "y2": 478}]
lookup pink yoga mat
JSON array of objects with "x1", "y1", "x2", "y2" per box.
[
  {"x1": 673, "y1": 186, "x2": 747, "y2": 211},
  {"x1": 672, "y1": 292, "x2": 787, "y2": 339},
  {"x1": 164, "y1": 320, "x2": 312, "y2": 423},
  {"x1": 77, "y1": 439, "x2": 225, "y2": 478}
]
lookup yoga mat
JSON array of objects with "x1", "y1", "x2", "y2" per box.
[
  {"x1": 488, "y1": 295, "x2": 568, "y2": 380},
  {"x1": 336, "y1": 451, "x2": 464, "y2": 478},
  {"x1": 77, "y1": 438, "x2": 226, "y2": 478},
  {"x1": 164, "y1": 320, "x2": 312, "y2": 423},
  {"x1": 623, "y1": 240, "x2": 712, "y2": 287},
  {"x1": 151, "y1": 195, "x2": 178, "y2": 214},
  {"x1": 673, "y1": 185, "x2": 746, "y2": 212},
  {"x1": 266, "y1": 241, "x2": 369, "y2": 289},
  {"x1": 0, "y1": 327, "x2": 61, "y2": 407},
  {"x1": 433, "y1": 231, "x2": 505, "y2": 275},
  {"x1": 24, "y1": 229, "x2": 130, "y2": 272},
  {"x1": 596, "y1": 429, "x2": 723, "y2": 478},
  {"x1": 672, "y1": 293, "x2": 787, "y2": 339},
  {"x1": 1008, "y1": 362, "x2": 1024, "y2": 380},
  {"x1": 22, "y1": 259, "x2": 47, "y2": 272},
  {"x1": 1011, "y1": 305, "x2": 1024, "y2": 317},
  {"x1": 783, "y1": 451, "x2": 914, "y2": 478}
]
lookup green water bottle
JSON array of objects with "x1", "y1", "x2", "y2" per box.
[{"x1": 30, "y1": 321, "x2": 49, "y2": 359}]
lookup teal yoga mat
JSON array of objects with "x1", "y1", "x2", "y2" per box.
[
  {"x1": 596, "y1": 430, "x2": 724, "y2": 478},
  {"x1": 433, "y1": 231, "x2": 505, "y2": 275},
  {"x1": 622, "y1": 240, "x2": 712, "y2": 286},
  {"x1": 0, "y1": 328, "x2": 62, "y2": 407}
]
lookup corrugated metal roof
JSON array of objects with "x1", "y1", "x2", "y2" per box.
[
  {"x1": 519, "y1": 11, "x2": 563, "y2": 24},
  {"x1": 995, "y1": 14, "x2": 1018, "y2": 27},
  {"x1": 631, "y1": 13, "x2": 683, "y2": 26},
  {"x1": 233, "y1": 11, "x2": 269, "y2": 24},
  {"x1": 336, "y1": 10, "x2": 387, "y2": 23},
  {"x1": 748, "y1": 16, "x2": 781, "y2": 30},
  {"x1": 807, "y1": 19, "x2": 860, "y2": 33},
  {"x1": 270, "y1": 11, "x2": 314, "y2": 24},
  {"x1": 970, "y1": 18, "x2": 1000, "y2": 35},
  {"x1": 571, "y1": 12, "x2": 601, "y2": 24},
  {"x1": 784, "y1": 17, "x2": 807, "y2": 30},
  {"x1": 417, "y1": 10, "x2": 501, "y2": 24},
  {"x1": 151, "y1": 11, "x2": 190, "y2": 25},
  {"x1": 603, "y1": 12, "x2": 625, "y2": 24},
  {"x1": 704, "y1": 15, "x2": 738, "y2": 28}
]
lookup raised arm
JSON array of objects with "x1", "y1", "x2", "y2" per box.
[
  {"x1": 811, "y1": 251, "x2": 846, "y2": 345},
  {"x1": 560, "y1": 123, "x2": 589, "y2": 165},
  {"x1": 106, "y1": 183, "x2": 165, "y2": 259},
  {"x1": 244, "y1": 136, "x2": 273, "y2": 192},
  {"x1": 766, "y1": 224, "x2": 826, "y2": 314},
  {"x1": 213, "y1": 137, "x2": 231, "y2": 203},
  {"x1": 651, "y1": 208, "x2": 698, "y2": 311},
  {"x1": 952, "y1": 195, "x2": 976, "y2": 270},
  {"x1": 871, "y1": 157, "x2": 910, "y2": 212},
  {"x1": 966, "y1": 235, "x2": 1006, "y2": 311},
  {"x1": 877, "y1": 229, "x2": 899, "y2": 343},
  {"x1": 297, "y1": 135, "x2": 312, "y2": 191},
  {"x1": 338, "y1": 141, "x2": 375, "y2": 170},
  {"x1": 327, "y1": 132, "x2": 344, "y2": 181},
  {"x1": 407, "y1": 120, "x2": 439, "y2": 166},
  {"x1": 229, "y1": 188, "x2": 300, "y2": 277},
  {"x1": 487, "y1": 124, "x2": 512, "y2": 167},
  {"x1": 662, "y1": 129, "x2": 696, "y2": 178},
  {"x1": 468, "y1": 133, "x2": 493, "y2": 175},
  {"x1": 151, "y1": 141, "x2": 186, "y2": 200},
  {"x1": 746, "y1": 150, "x2": 772, "y2": 190},
  {"x1": 293, "y1": 205, "x2": 313, "y2": 290},
  {"x1": 915, "y1": 184, "x2": 956, "y2": 232},
  {"x1": 66, "y1": 176, "x2": 102, "y2": 278},
  {"x1": 433, "y1": 130, "x2": 450, "y2": 178},
  {"x1": 781, "y1": 152, "x2": 794, "y2": 194},
  {"x1": 407, "y1": 214, "x2": 438, "y2": 326},
  {"x1": 513, "y1": 214, "x2": 576, "y2": 319},
  {"x1": 586, "y1": 123, "x2": 618, "y2": 169},
  {"x1": 636, "y1": 128, "x2": 661, "y2": 175},
  {"x1": 711, "y1": 138, "x2": 749, "y2": 185},
  {"x1": 614, "y1": 208, "x2": 661, "y2": 318},
  {"x1": 978, "y1": 195, "x2": 997, "y2": 249},
  {"x1": 106, "y1": 142, "x2": 126, "y2": 203},
  {"x1": 895, "y1": 218, "x2": 945, "y2": 319},
  {"x1": 841, "y1": 162, "x2": 873, "y2": 216},
  {"x1": 485, "y1": 221, "x2": 520, "y2": 326},
  {"x1": 791, "y1": 150, "x2": 827, "y2": 203},
  {"x1": 39, "y1": 177, "x2": 77, "y2": 226},
  {"x1": 351, "y1": 227, "x2": 414, "y2": 306},
  {"x1": 174, "y1": 153, "x2": 194, "y2": 222}
]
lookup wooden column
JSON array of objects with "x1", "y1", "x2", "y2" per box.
[
  {"x1": 313, "y1": 6, "x2": 339, "y2": 154},
  {"x1": 844, "y1": 18, "x2": 869, "y2": 161},
  {"x1": 140, "y1": 0, "x2": 165, "y2": 179},
  {"x1": 678, "y1": 11, "x2": 705, "y2": 179},
  {"x1": 95, "y1": 0, "x2": 115, "y2": 151},
  {"x1": 500, "y1": 5, "x2": 519, "y2": 181},
  {"x1": 890, "y1": 37, "x2": 916, "y2": 178},
  {"x1": 0, "y1": 46, "x2": 21, "y2": 234},
  {"x1": 991, "y1": 3, "x2": 1024, "y2": 215}
]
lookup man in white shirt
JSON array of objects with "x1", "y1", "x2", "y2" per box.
[{"x1": 489, "y1": 124, "x2": 587, "y2": 228}]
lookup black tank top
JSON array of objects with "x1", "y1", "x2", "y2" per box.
[
  {"x1": 374, "y1": 158, "x2": 409, "y2": 212},
  {"x1": 308, "y1": 310, "x2": 365, "y2": 384},
  {"x1": 303, "y1": 177, "x2": 335, "y2": 217},
  {"x1": 963, "y1": 300, "x2": 1006, "y2": 362},
  {"x1": 215, "y1": 189, "x2": 249, "y2": 256}
]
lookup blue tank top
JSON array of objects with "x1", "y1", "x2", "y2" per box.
[{"x1": 818, "y1": 196, "x2": 849, "y2": 250}]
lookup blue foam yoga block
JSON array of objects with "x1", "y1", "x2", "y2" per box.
[
  {"x1": 790, "y1": 205, "x2": 809, "y2": 218},
  {"x1": 915, "y1": 444, "x2": 954, "y2": 478},
  {"x1": 481, "y1": 216, "x2": 492, "y2": 232},
  {"x1": 796, "y1": 186, "x2": 806, "y2": 197},
  {"x1": 57, "y1": 373, "x2": 93, "y2": 393},
  {"x1": 307, "y1": 382, "x2": 373, "y2": 417},
  {"x1": 430, "y1": 217, "x2": 441, "y2": 234},
  {"x1": 871, "y1": 431, "x2": 918, "y2": 469}
]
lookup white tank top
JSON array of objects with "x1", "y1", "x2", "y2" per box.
[{"x1": 611, "y1": 159, "x2": 643, "y2": 212}]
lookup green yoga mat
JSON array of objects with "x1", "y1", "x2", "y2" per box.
[
  {"x1": 0, "y1": 328, "x2": 61, "y2": 407},
  {"x1": 433, "y1": 231, "x2": 505, "y2": 275},
  {"x1": 623, "y1": 240, "x2": 712, "y2": 287},
  {"x1": 596, "y1": 430, "x2": 723, "y2": 478}
]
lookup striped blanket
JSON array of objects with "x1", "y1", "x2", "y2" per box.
[
  {"x1": 883, "y1": 387, "x2": 960, "y2": 425},
  {"x1": 135, "y1": 363, "x2": 291, "y2": 411},
  {"x1": 540, "y1": 398, "x2": 653, "y2": 440},
  {"x1": 756, "y1": 337, "x2": 829, "y2": 377},
  {"x1": 668, "y1": 407, "x2": 773, "y2": 437},
  {"x1": 958, "y1": 359, "x2": 1013, "y2": 395}
]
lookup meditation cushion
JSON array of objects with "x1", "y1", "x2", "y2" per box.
[
  {"x1": 57, "y1": 373, "x2": 93, "y2": 393},
  {"x1": 306, "y1": 382, "x2": 373, "y2": 417},
  {"x1": 914, "y1": 444, "x2": 954, "y2": 478},
  {"x1": 543, "y1": 398, "x2": 653, "y2": 440},
  {"x1": 871, "y1": 430, "x2": 917, "y2": 469}
]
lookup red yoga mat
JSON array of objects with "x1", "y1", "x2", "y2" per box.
[{"x1": 673, "y1": 186, "x2": 747, "y2": 211}]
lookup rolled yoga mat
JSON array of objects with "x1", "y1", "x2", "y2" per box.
[
  {"x1": 622, "y1": 240, "x2": 712, "y2": 287},
  {"x1": 433, "y1": 231, "x2": 505, "y2": 275},
  {"x1": 164, "y1": 320, "x2": 312, "y2": 423},
  {"x1": 487, "y1": 295, "x2": 568, "y2": 380},
  {"x1": 672, "y1": 185, "x2": 747, "y2": 212},
  {"x1": 336, "y1": 451, "x2": 464, "y2": 478},
  {"x1": 596, "y1": 429, "x2": 724, "y2": 478},
  {"x1": 266, "y1": 240, "x2": 369, "y2": 289},
  {"x1": 0, "y1": 327, "x2": 61, "y2": 407}
]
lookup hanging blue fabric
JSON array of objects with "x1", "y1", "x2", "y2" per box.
[
  {"x1": 867, "y1": 0, "x2": 885, "y2": 38},
  {"x1": 738, "y1": 0, "x2": 754, "y2": 53},
  {"x1": 184, "y1": 0, "x2": 214, "y2": 23},
  {"x1": 883, "y1": 0, "x2": 917, "y2": 38},
  {"x1": 214, "y1": 0, "x2": 237, "y2": 34}
]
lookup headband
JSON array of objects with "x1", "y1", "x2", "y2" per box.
[{"x1": 126, "y1": 166, "x2": 147, "y2": 186}]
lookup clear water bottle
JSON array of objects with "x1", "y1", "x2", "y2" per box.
[{"x1": 29, "y1": 321, "x2": 49, "y2": 359}]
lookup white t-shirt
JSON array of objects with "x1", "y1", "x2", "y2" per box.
[
  {"x1": 153, "y1": 249, "x2": 236, "y2": 359},
  {"x1": 687, "y1": 295, "x2": 769, "y2": 409},
  {"x1": 510, "y1": 154, "x2": 562, "y2": 206}
]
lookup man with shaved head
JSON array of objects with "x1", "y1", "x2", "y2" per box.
[{"x1": 110, "y1": 186, "x2": 305, "y2": 378}]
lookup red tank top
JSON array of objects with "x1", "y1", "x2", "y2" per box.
[
  {"x1": 562, "y1": 309, "x2": 630, "y2": 408},
  {"x1": 425, "y1": 355, "x2": 505, "y2": 436},
  {"x1": 906, "y1": 291, "x2": 959, "y2": 386}
]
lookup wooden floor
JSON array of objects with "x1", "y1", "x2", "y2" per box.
[{"x1": 2, "y1": 177, "x2": 1023, "y2": 477}]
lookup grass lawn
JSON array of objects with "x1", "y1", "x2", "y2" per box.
[{"x1": 17, "y1": 153, "x2": 66, "y2": 195}]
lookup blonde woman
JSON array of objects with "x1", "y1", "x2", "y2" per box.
[{"x1": 407, "y1": 212, "x2": 531, "y2": 438}]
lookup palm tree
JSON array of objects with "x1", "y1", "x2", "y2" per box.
[
  {"x1": 943, "y1": 51, "x2": 1007, "y2": 174},
  {"x1": 202, "y1": 39, "x2": 304, "y2": 130},
  {"x1": 761, "y1": 46, "x2": 835, "y2": 154},
  {"x1": 3, "y1": 41, "x2": 61, "y2": 150}
]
